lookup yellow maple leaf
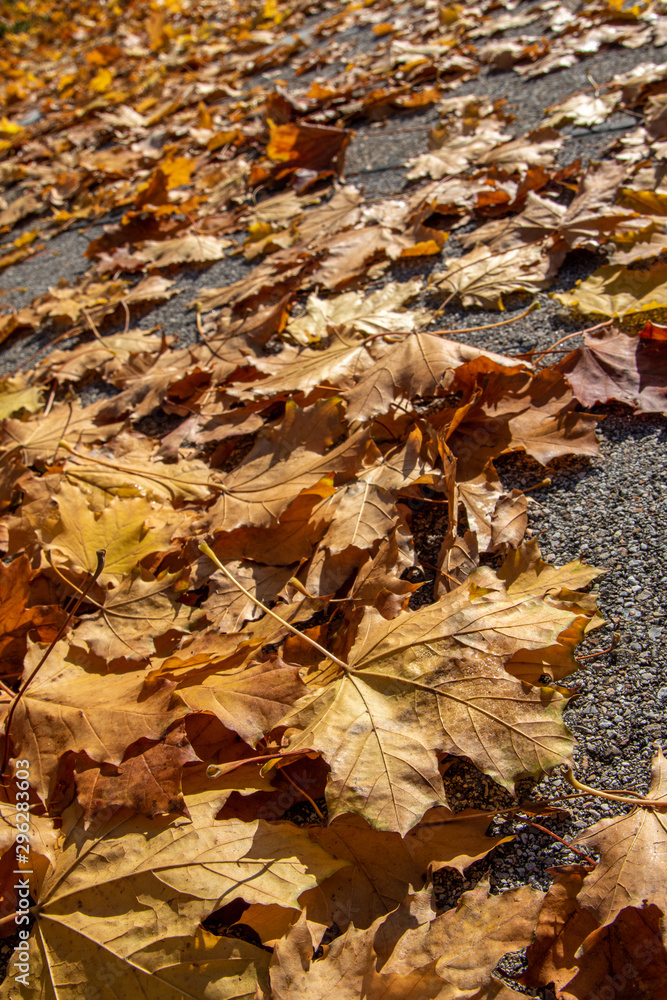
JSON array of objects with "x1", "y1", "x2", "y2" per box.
[
  {"x1": 0, "y1": 116, "x2": 23, "y2": 135},
  {"x1": 47, "y1": 482, "x2": 184, "y2": 584},
  {"x1": 90, "y1": 68, "x2": 113, "y2": 93},
  {"x1": 161, "y1": 155, "x2": 196, "y2": 189}
]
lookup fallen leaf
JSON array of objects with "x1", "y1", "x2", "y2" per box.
[
  {"x1": 74, "y1": 724, "x2": 198, "y2": 820},
  {"x1": 406, "y1": 119, "x2": 510, "y2": 180},
  {"x1": 545, "y1": 92, "x2": 619, "y2": 127},
  {"x1": 445, "y1": 367, "x2": 600, "y2": 474},
  {"x1": 62, "y1": 435, "x2": 218, "y2": 505},
  {"x1": 176, "y1": 654, "x2": 310, "y2": 746},
  {"x1": 558, "y1": 327, "x2": 667, "y2": 412},
  {"x1": 0, "y1": 376, "x2": 43, "y2": 418},
  {"x1": 265, "y1": 119, "x2": 349, "y2": 175},
  {"x1": 10, "y1": 796, "x2": 343, "y2": 999},
  {"x1": 281, "y1": 584, "x2": 578, "y2": 834},
  {"x1": 72, "y1": 571, "x2": 200, "y2": 662},
  {"x1": 305, "y1": 810, "x2": 512, "y2": 929},
  {"x1": 285, "y1": 280, "x2": 428, "y2": 346},
  {"x1": 571, "y1": 747, "x2": 667, "y2": 939},
  {"x1": 271, "y1": 881, "x2": 544, "y2": 1000},
  {"x1": 0, "y1": 555, "x2": 66, "y2": 670},
  {"x1": 45, "y1": 481, "x2": 184, "y2": 585},
  {"x1": 345, "y1": 333, "x2": 524, "y2": 421},
  {"x1": 433, "y1": 243, "x2": 564, "y2": 309},
  {"x1": 136, "y1": 234, "x2": 231, "y2": 267},
  {"x1": 553, "y1": 260, "x2": 667, "y2": 321},
  {"x1": 4, "y1": 638, "x2": 185, "y2": 801}
]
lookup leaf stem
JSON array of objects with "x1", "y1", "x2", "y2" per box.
[
  {"x1": 577, "y1": 631, "x2": 620, "y2": 661},
  {"x1": 362, "y1": 303, "x2": 540, "y2": 345},
  {"x1": 206, "y1": 749, "x2": 315, "y2": 777},
  {"x1": 282, "y1": 770, "x2": 325, "y2": 820},
  {"x1": 528, "y1": 319, "x2": 614, "y2": 364},
  {"x1": 1, "y1": 549, "x2": 106, "y2": 780},
  {"x1": 563, "y1": 767, "x2": 667, "y2": 810},
  {"x1": 197, "y1": 541, "x2": 350, "y2": 671},
  {"x1": 524, "y1": 819, "x2": 596, "y2": 864}
]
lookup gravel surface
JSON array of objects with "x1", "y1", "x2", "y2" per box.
[{"x1": 1, "y1": 1, "x2": 666, "y2": 993}]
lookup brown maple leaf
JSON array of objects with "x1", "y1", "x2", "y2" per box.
[
  {"x1": 279, "y1": 583, "x2": 579, "y2": 834},
  {"x1": 571, "y1": 748, "x2": 667, "y2": 939},
  {"x1": 558, "y1": 327, "x2": 667, "y2": 413},
  {"x1": 0, "y1": 555, "x2": 66, "y2": 671}
]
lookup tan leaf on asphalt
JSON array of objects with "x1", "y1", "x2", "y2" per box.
[
  {"x1": 433, "y1": 243, "x2": 563, "y2": 309},
  {"x1": 572, "y1": 747, "x2": 667, "y2": 939},
  {"x1": 285, "y1": 280, "x2": 428, "y2": 346},
  {"x1": 280, "y1": 585, "x2": 578, "y2": 834},
  {"x1": 136, "y1": 234, "x2": 231, "y2": 266}
]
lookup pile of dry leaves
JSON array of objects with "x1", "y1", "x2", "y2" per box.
[{"x1": 0, "y1": 0, "x2": 667, "y2": 997}]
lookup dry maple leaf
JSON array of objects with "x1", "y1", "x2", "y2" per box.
[
  {"x1": 194, "y1": 250, "x2": 312, "y2": 314},
  {"x1": 203, "y1": 422, "x2": 367, "y2": 533},
  {"x1": 294, "y1": 184, "x2": 363, "y2": 243},
  {"x1": 522, "y1": 864, "x2": 598, "y2": 993},
  {"x1": 349, "y1": 526, "x2": 418, "y2": 618},
  {"x1": 271, "y1": 881, "x2": 543, "y2": 1000},
  {"x1": 378, "y1": 881, "x2": 544, "y2": 991},
  {"x1": 62, "y1": 436, "x2": 219, "y2": 506},
  {"x1": 477, "y1": 127, "x2": 563, "y2": 175},
  {"x1": 345, "y1": 334, "x2": 524, "y2": 422},
  {"x1": 492, "y1": 539, "x2": 603, "y2": 600},
  {"x1": 72, "y1": 571, "x2": 200, "y2": 662},
  {"x1": 5, "y1": 0, "x2": 667, "y2": 992},
  {"x1": 0, "y1": 797, "x2": 344, "y2": 1000},
  {"x1": 36, "y1": 328, "x2": 164, "y2": 384},
  {"x1": 305, "y1": 809, "x2": 513, "y2": 930},
  {"x1": 443, "y1": 367, "x2": 600, "y2": 476},
  {"x1": 0, "y1": 554, "x2": 66, "y2": 670},
  {"x1": 266, "y1": 120, "x2": 349, "y2": 173},
  {"x1": 202, "y1": 560, "x2": 297, "y2": 632},
  {"x1": 44, "y1": 481, "x2": 185, "y2": 585},
  {"x1": 460, "y1": 192, "x2": 567, "y2": 253},
  {"x1": 313, "y1": 226, "x2": 442, "y2": 292},
  {"x1": 232, "y1": 329, "x2": 377, "y2": 399},
  {"x1": 549, "y1": 905, "x2": 667, "y2": 1000},
  {"x1": 523, "y1": 864, "x2": 667, "y2": 999},
  {"x1": 0, "y1": 400, "x2": 123, "y2": 465},
  {"x1": 571, "y1": 748, "x2": 667, "y2": 940},
  {"x1": 432, "y1": 243, "x2": 563, "y2": 309},
  {"x1": 406, "y1": 119, "x2": 510, "y2": 180},
  {"x1": 556, "y1": 160, "x2": 634, "y2": 251},
  {"x1": 73, "y1": 724, "x2": 198, "y2": 821},
  {"x1": 0, "y1": 795, "x2": 57, "y2": 869},
  {"x1": 3, "y1": 638, "x2": 185, "y2": 802},
  {"x1": 553, "y1": 260, "x2": 667, "y2": 321},
  {"x1": 285, "y1": 279, "x2": 427, "y2": 346},
  {"x1": 280, "y1": 584, "x2": 578, "y2": 834},
  {"x1": 558, "y1": 327, "x2": 667, "y2": 413},
  {"x1": 136, "y1": 234, "x2": 231, "y2": 267},
  {"x1": 271, "y1": 909, "x2": 450, "y2": 1000},
  {"x1": 310, "y1": 482, "x2": 399, "y2": 562},
  {"x1": 0, "y1": 376, "x2": 43, "y2": 419},
  {"x1": 545, "y1": 92, "x2": 619, "y2": 127},
  {"x1": 174, "y1": 654, "x2": 310, "y2": 747}
]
